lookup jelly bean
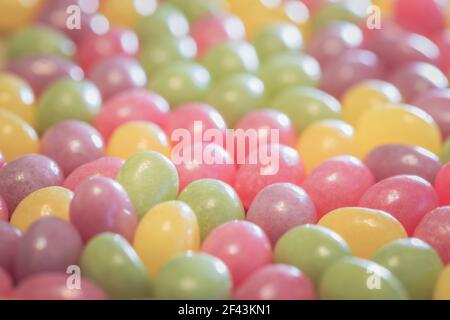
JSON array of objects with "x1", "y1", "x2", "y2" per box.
[
  {"x1": 372, "y1": 238, "x2": 443, "y2": 300},
  {"x1": 270, "y1": 87, "x2": 341, "y2": 133},
  {"x1": 0, "y1": 154, "x2": 63, "y2": 212},
  {"x1": 342, "y1": 80, "x2": 402, "y2": 126},
  {"x1": 6, "y1": 55, "x2": 84, "y2": 97},
  {"x1": 442, "y1": 138, "x2": 450, "y2": 164},
  {"x1": 258, "y1": 52, "x2": 321, "y2": 98},
  {"x1": 296, "y1": 120, "x2": 355, "y2": 173},
  {"x1": 155, "y1": 252, "x2": 231, "y2": 300},
  {"x1": 234, "y1": 144, "x2": 305, "y2": 209},
  {"x1": 388, "y1": 62, "x2": 448, "y2": 102},
  {"x1": 133, "y1": 201, "x2": 199, "y2": 277},
  {"x1": 355, "y1": 104, "x2": 442, "y2": 158},
  {"x1": 0, "y1": 72, "x2": 36, "y2": 126},
  {"x1": 303, "y1": 156, "x2": 374, "y2": 218},
  {"x1": 320, "y1": 49, "x2": 383, "y2": 98},
  {"x1": 311, "y1": 1, "x2": 362, "y2": 32},
  {"x1": 0, "y1": 0, "x2": 44, "y2": 32},
  {"x1": 10, "y1": 186, "x2": 73, "y2": 233},
  {"x1": 14, "y1": 217, "x2": 82, "y2": 281},
  {"x1": 168, "y1": 0, "x2": 224, "y2": 22},
  {"x1": 41, "y1": 121, "x2": 105, "y2": 176},
  {"x1": 37, "y1": 79, "x2": 102, "y2": 134},
  {"x1": 70, "y1": 177, "x2": 138, "y2": 242},
  {"x1": 253, "y1": 22, "x2": 303, "y2": 61},
  {"x1": 247, "y1": 183, "x2": 316, "y2": 244},
  {"x1": 140, "y1": 36, "x2": 197, "y2": 76},
  {"x1": 178, "y1": 179, "x2": 244, "y2": 240},
  {"x1": 202, "y1": 221, "x2": 272, "y2": 286},
  {"x1": 107, "y1": 121, "x2": 170, "y2": 160},
  {"x1": 150, "y1": 61, "x2": 211, "y2": 106},
  {"x1": 319, "y1": 207, "x2": 407, "y2": 258},
  {"x1": 202, "y1": 41, "x2": 259, "y2": 80},
  {"x1": 0, "y1": 110, "x2": 39, "y2": 162},
  {"x1": 415, "y1": 207, "x2": 450, "y2": 265},
  {"x1": 7, "y1": 25, "x2": 75, "y2": 60},
  {"x1": 319, "y1": 257, "x2": 408, "y2": 300},
  {"x1": 434, "y1": 266, "x2": 450, "y2": 300},
  {"x1": 117, "y1": 151, "x2": 179, "y2": 218},
  {"x1": 206, "y1": 73, "x2": 265, "y2": 126},
  {"x1": 413, "y1": 88, "x2": 450, "y2": 139},
  {"x1": 274, "y1": 224, "x2": 351, "y2": 283},
  {"x1": 99, "y1": 0, "x2": 157, "y2": 28},
  {"x1": 435, "y1": 162, "x2": 450, "y2": 205},
  {"x1": 434, "y1": 30, "x2": 450, "y2": 75},
  {"x1": 0, "y1": 196, "x2": 8, "y2": 222},
  {"x1": 13, "y1": 272, "x2": 108, "y2": 300},
  {"x1": 0, "y1": 222, "x2": 21, "y2": 275},
  {"x1": 364, "y1": 144, "x2": 442, "y2": 184},
  {"x1": 0, "y1": 267, "x2": 12, "y2": 297},
  {"x1": 63, "y1": 157, "x2": 124, "y2": 191},
  {"x1": 234, "y1": 264, "x2": 315, "y2": 300},
  {"x1": 80, "y1": 233, "x2": 153, "y2": 299}
]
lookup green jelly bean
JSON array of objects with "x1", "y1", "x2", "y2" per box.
[{"x1": 168, "y1": 0, "x2": 223, "y2": 22}]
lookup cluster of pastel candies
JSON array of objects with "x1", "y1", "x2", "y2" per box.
[{"x1": 1, "y1": 0, "x2": 450, "y2": 300}]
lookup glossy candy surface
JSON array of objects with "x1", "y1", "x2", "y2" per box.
[
  {"x1": 0, "y1": 222, "x2": 21, "y2": 275},
  {"x1": 413, "y1": 89, "x2": 450, "y2": 139},
  {"x1": 435, "y1": 162, "x2": 450, "y2": 205}
]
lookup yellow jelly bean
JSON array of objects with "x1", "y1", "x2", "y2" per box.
[
  {"x1": 0, "y1": 110, "x2": 39, "y2": 162},
  {"x1": 0, "y1": 0, "x2": 44, "y2": 32},
  {"x1": 0, "y1": 72, "x2": 36, "y2": 126},
  {"x1": 318, "y1": 207, "x2": 407, "y2": 259},
  {"x1": 296, "y1": 120, "x2": 356, "y2": 173},
  {"x1": 106, "y1": 121, "x2": 171, "y2": 160},
  {"x1": 133, "y1": 200, "x2": 200, "y2": 277},
  {"x1": 371, "y1": 0, "x2": 394, "y2": 16},
  {"x1": 100, "y1": 0, "x2": 157, "y2": 28},
  {"x1": 434, "y1": 266, "x2": 450, "y2": 300},
  {"x1": 342, "y1": 80, "x2": 402, "y2": 126},
  {"x1": 10, "y1": 186, "x2": 74, "y2": 232},
  {"x1": 355, "y1": 104, "x2": 442, "y2": 158}
]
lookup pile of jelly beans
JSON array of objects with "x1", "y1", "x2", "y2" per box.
[{"x1": 1, "y1": 0, "x2": 450, "y2": 301}]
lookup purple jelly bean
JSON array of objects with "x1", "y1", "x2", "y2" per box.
[{"x1": 0, "y1": 222, "x2": 22, "y2": 275}]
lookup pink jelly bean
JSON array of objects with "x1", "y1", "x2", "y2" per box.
[
  {"x1": 434, "y1": 162, "x2": 450, "y2": 205},
  {"x1": 247, "y1": 183, "x2": 317, "y2": 244},
  {"x1": 302, "y1": 156, "x2": 375, "y2": 219},
  {"x1": 414, "y1": 206, "x2": 450, "y2": 264},
  {"x1": 13, "y1": 272, "x2": 108, "y2": 300},
  {"x1": 0, "y1": 196, "x2": 8, "y2": 222},
  {"x1": 63, "y1": 157, "x2": 124, "y2": 191},
  {"x1": 234, "y1": 264, "x2": 316, "y2": 300},
  {"x1": 359, "y1": 175, "x2": 439, "y2": 235},
  {"x1": 434, "y1": 30, "x2": 450, "y2": 75},
  {"x1": 94, "y1": 89, "x2": 170, "y2": 141},
  {"x1": 201, "y1": 221, "x2": 272, "y2": 286},
  {"x1": 234, "y1": 144, "x2": 305, "y2": 209},
  {"x1": 0, "y1": 222, "x2": 21, "y2": 275},
  {"x1": 413, "y1": 89, "x2": 450, "y2": 139},
  {"x1": 70, "y1": 177, "x2": 138, "y2": 242},
  {"x1": 0, "y1": 267, "x2": 12, "y2": 297}
]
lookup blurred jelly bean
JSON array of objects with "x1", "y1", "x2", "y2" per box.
[
  {"x1": 234, "y1": 264, "x2": 315, "y2": 300},
  {"x1": 7, "y1": 25, "x2": 75, "y2": 60},
  {"x1": 434, "y1": 266, "x2": 450, "y2": 300},
  {"x1": 365, "y1": 144, "x2": 442, "y2": 183},
  {"x1": 274, "y1": 224, "x2": 351, "y2": 283},
  {"x1": 117, "y1": 151, "x2": 179, "y2": 218},
  {"x1": 107, "y1": 121, "x2": 170, "y2": 159},
  {"x1": 191, "y1": 14, "x2": 246, "y2": 57},
  {"x1": 80, "y1": 233, "x2": 152, "y2": 299},
  {"x1": 435, "y1": 162, "x2": 450, "y2": 205},
  {"x1": 168, "y1": 0, "x2": 224, "y2": 22},
  {"x1": 133, "y1": 201, "x2": 199, "y2": 277},
  {"x1": 0, "y1": 196, "x2": 7, "y2": 222},
  {"x1": 6, "y1": 55, "x2": 84, "y2": 97},
  {"x1": 253, "y1": 22, "x2": 303, "y2": 61},
  {"x1": 234, "y1": 144, "x2": 305, "y2": 209},
  {"x1": 311, "y1": 1, "x2": 362, "y2": 32},
  {"x1": 0, "y1": 152, "x2": 4, "y2": 169},
  {"x1": 14, "y1": 217, "x2": 82, "y2": 281},
  {"x1": 319, "y1": 207, "x2": 407, "y2": 258},
  {"x1": 442, "y1": 138, "x2": 450, "y2": 164},
  {"x1": 41, "y1": 121, "x2": 105, "y2": 176},
  {"x1": 13, "y1": 273, "x2": 107, "y2": 300},
  {"x1": 10, "y1": 186, "x2": 73, "y2": 232},
  {"x1": 355, "y1": 104, "x2": 442, "y2": 158},
  {"x1": 0, "y1": 72, "x2": 36, "y2": 126},
  {"x1": 319, "y1": 257, "x2": 408, "y2": 300},
  {"x1": 270, "y1": 86, "x2": 341, "y2": 133},
  {"x1": 150, "y1": 61, "x2": 210, "y2": 106},
  {"x1": 0, "y1": 0, "x2": 44, "y2": 32},
  {"x1": 320, "y1": 49, "x2": 383, "y2": 98},
  {"x1": 0, "y1": 267, "x2": 12, "y2": 297},
  {"x1": 0, "y1": 110, "x2": 39, "y2": 162},
  {"x1": 178, "y1": 179, "x2": 244, "y2": 240},
  {"x1": 206, "y1": 73, "x2": 265, "y2": 126},
  {"x1": 0, "y1": 222, "x2": 21, "y2": 275},
  {"x1": 372, "y1": 238, "x2": 443, "y2": 300},
  {"x1": 155, "y1": 252, "x2": 231, "y2": 300},
  {"x1": 247, "y1": 183, "x2": 316, "y2": 244},
  {"x1": 63, "y1": 157, "x2": 124, "y2": 191},
  {"x1": 0, "y1": 154, "x2": 63, "y2": 212},
  {"x1": 259, "y1": 52, "x2": 321, "y2": 98},
  {"x1": 37, "y1": 79, "x2": 102, "y2": 134},
  {"x1": 70, "y1": 177, "x2": 138, "y2": 242},
  {"x1": 434, "y1": 30, "x2": 450, "y2": 74},
  {"x1": 342, "y1": 80, "x2": 402, "y2": 126}
]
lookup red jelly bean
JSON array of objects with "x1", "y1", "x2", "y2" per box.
[
  {"x1": 434, "y1": 162, "x2": 450, "y2": 205},
  {"x1": 0, "y1": 267, "x2": 13, "y2": 297}
]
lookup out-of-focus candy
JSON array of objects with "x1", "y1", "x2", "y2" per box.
[
  {"x1": 0, "y1": 0, "x2": 44, "y2": 32},
  {"x1": 99, "y1": 0, "x2": 157, "y2": 28},
  {"x1": 168, "y1": 0, "x2": 224, "y2": 22},
  {"x1": 0, "y1": 267, "x2": 12, "y2": 297},
  {"x1": 311, "y1": 1, "x2": 362, "y2": 32},
  {"x1": 435, "y1": 162, "x2": 450, "y2": 205},
  {"x1": 441, "y1": 138, "x2": 450, "y2": 164},
  {"x1": 434, "y1": 266, "x2": 450, "y2": 300},
  {"x1": 0, "y1": 222, "x2": 21, "y2": 275},
  {"x1": 0, "y1": 196, "x2": 8, "y2": 222},
  {"x1": 434, "y1": 30, "x2": 450, "y2": 75}
]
